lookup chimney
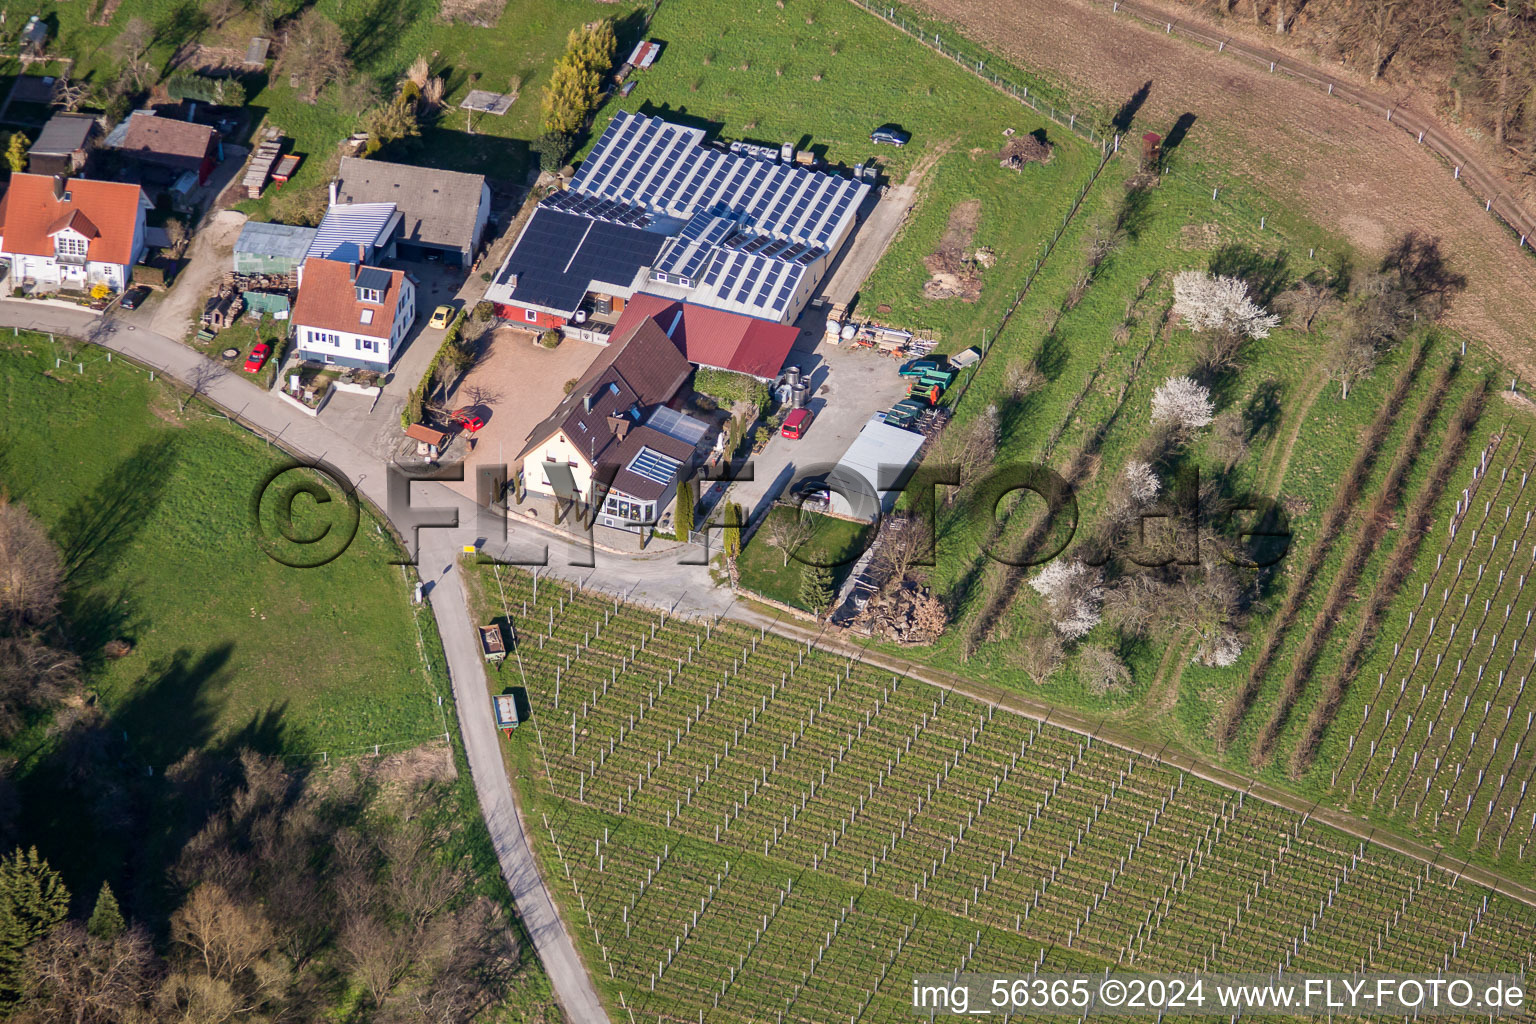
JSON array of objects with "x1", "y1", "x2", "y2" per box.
[
  {"x1": 583, "y1": 393, "x2": 595, "y2": 413},
  {"x1": 52, "y1": 175, "x2": 66, "y2": 202},
  {"x1": 328, "y1": 179, "x2": 338, "y2": 207}
]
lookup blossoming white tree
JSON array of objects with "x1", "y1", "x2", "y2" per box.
[
  {"x1": 1150, "y1": 376, "x2": 1214, "y2": 430},
  {"x1": 1029, "y1": 560, "x2": 1105, "y2": 640},
  {"x1": 1123, "y1": 459, "x2": 1161, "y2": 505},
  {"x1": 1172, "y1": 270, "x2": 1281, "y2": 340}
]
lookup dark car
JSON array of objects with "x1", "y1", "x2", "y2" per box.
[
  {"x1": 119, "y1": 286, "x2": 148, "y2": 310},
  {"x1": 871, "y1": 126, "x2": 911, "y2": 147}
]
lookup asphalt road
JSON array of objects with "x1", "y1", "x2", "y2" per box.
[{"x1": 0, "y1": 301, "x2": 712, "y2": 1023}]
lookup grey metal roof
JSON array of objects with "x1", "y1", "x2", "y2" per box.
[
  {"x1": 30, "y1": 113, "x2": 95, "y2": 156},
  {"x1": 306, "y1": 202, "x2": 400, "y2": 260},
  {"x1": 355, "y1": 266, "x2": 392, "y2": 294},
  {"x1": 829, "y1": 417, "x2": 927, "y2": 521},
  {"x1": 235, "y1": 220, "x2": 318, "y2": 259},
  {"x1": 333, "y1": 157, "x2": 486, "y2": 254}
]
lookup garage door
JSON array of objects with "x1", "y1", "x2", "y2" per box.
[{"x1": 396, "y1": 241, "x2": 462, "y2": 267}]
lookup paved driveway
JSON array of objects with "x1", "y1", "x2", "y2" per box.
[{"x1": 727, "y1": 324, "x2": 912, "y2": 524}]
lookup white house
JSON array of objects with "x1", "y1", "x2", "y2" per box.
[
  {"x1": 0, "y1": 174, "x2": 147, "y2": 292},
  {"x1": 289, "y1": 256, "x2": 415, "y2": 372}
]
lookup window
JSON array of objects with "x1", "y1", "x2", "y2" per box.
[
  {"x1": 359, "y1": 309, "x2": 375, "y2": 325},
  {"x1": 524, "y1": 308, "x2": 538, "y2": 323},
  {"x1": 357, "y1": 287, "x2": 383, "y2": 303},
  {"x1": 308, "y1": 329, "x2": 340, "y2": 347},
  {"x1": 55, "y1": 235, "x2": 88, "y2": 258},
  {"x1": 355, "y1": 339, "x2": 377, "y2": 353},
  {"x1": 655, "y1": 271, "x2": 669, "y2": 283}
]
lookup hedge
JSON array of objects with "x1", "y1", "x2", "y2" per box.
[
  {"x1": 693, "y1": 367, "x2": 769, "y2": 409},
  {"x1": 402, "y1": 311, "x2": 469, "y2": 428}
]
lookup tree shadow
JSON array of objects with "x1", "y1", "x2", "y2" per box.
[
  {"x1": 1036, "y1": 330, "x2": 1070, "y2": 381},
  {"x1": 1208, "y1": 243, "x2": 1291, "y2": 306},
  {"x1": 1243, "y1": 378, "x2": 1284, "y2": 445},
  {"x1": 1117, "y1": 179, "x2": 1155, "y2": 239},
  {"x1": 341, "y1": 0, "x2": 429, "y2": 70},
  {"x1": 1162, "y1": 112, "x2": 1197, "y2": 157},
  {"x1": 61, "y1": 584, "x2": 143, "y2": 673},
  {"x1": 53, "y1": 438, "x2": 181, "y2": 586},
  {"x1": 1379, "y1": 231, "x2": 1467, "y2": 305},
  {"x1": 1111, "y1": 80, "x2": 1152, "y2": 134}
]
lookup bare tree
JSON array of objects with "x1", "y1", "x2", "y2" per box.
[
  {"x1": 163, "y1": 218, "x2": 190, "y2": 259},
  {"x1": 281, "y1": 12, "x2": 352, "y2": 103},
  {"x1": 203, "y1": 0, "x2": 243, "y2": 31},
  {"x1": 766, "y1": 507, "x2": 815, "y2": 567},
  {"x1": 340, "y1": 912, "x2": 414, "y2": 1007},
  {"x1": 1324, "y1": 331, "x2": 1377, "y2": 400},
  {"x1": 1208, "y1": 410, "x2": 1249, "y2": 471},
  {"x1": 870, "y1": 515, "x2": 932, "y2": 588},
  {"x1": 112, "y1": 17, "x2": 154, "y2": 65},
  {"x1": 1010, "y1": 633, "x2": 1065, "y2": 684},
  {"x1": 22, "y1": 922, "x2": 160, "y2": 1023},
  {"x1": 1076, "y1": 643, "x2": 1132, "y2": 695},
  {"x1": 54, "y1": 76, "x2": 89, "y2": 114},
  {"x1": 178, "y1": 359, "x2": 224, "y2": 413},
  {"x1": 0, "y1": 496, "x2": 63, "y2": 629},
  {"x1": 1276, "y1": 278, "x2": 1334, "y2": 332}
]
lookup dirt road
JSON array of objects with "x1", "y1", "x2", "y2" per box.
[
  {"x1": 906, "y1": 0, "x2": 1536, "y2": 374},
  {"x1": 148, "y1": 210, "x2": 247, "y2": 339}
]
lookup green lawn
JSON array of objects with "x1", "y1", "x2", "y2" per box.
[
  {"x1": 736, "y1": 506, "x2": 872, "y2": 611},
  {"x1": 0, "y1": 334, "x2": 442, "y2": 762}
]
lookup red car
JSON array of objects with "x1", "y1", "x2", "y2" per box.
[
  {"x1": 244, "y1": 343, "x2": 271, "y2": 373},
  {"x1": 451, "y1": 407, "x2": 486, "y2": 433},
  {"x1": 780, "y1": 408, "x2": 813, "y2": 439}
]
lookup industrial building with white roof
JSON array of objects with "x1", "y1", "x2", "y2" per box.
[{"x1": 484, "y1": 111, "x2": 869, "y2": 336}]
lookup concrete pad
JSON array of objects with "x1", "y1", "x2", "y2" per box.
[{"x1": 445, "y1": 328, "x2": 603, "y2": 501}]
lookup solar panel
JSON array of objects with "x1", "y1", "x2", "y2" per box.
[{"x1": 702, "y1": 250, "x2": 727, "y2": 287}]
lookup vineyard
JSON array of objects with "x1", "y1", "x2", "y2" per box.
[
  {"x1": 471, "y1": 568, "x2": 1535, "y2": 1024},
  {"x1": 1301, "y1": 412, "x2": 1536, "y2": 864}
]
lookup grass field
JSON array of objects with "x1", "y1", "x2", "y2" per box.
[
  {"x1": 0, "y1": 333, "x2": 445, "y2": 761},
  {"x1": 471, "y1": 569, "x2": 1536, "y2": 1024},
  {"x1": 735, "y1": 508, "x2": 872, "y2": 612}
]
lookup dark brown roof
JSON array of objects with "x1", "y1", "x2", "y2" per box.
[
  {"x1": 519, "y1": 318, "x2": 694, "y2": 498},
  {"x1": 120, "y1": 113, "x2": 215, "y2": 170}
]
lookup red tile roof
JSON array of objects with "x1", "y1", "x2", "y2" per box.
[
  {"x1": 291, "y1": 257, "x2": 406, "y2": 339},
  {"x1": 0, "y1": 174, "x2": 143, "y2": 265},
  {"x1": 612, "y1": 293, "x2": 799, "y2": 380}
]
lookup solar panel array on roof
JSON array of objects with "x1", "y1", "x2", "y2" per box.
[
  {"x1": 487, "y1": 207, "x2": 665, "y2": 313},
  {"x1": 570, "y1": 111, "x2": 866, "y2": 248},
  {"x1": 645, "y1": 405, "x2": 709, "y2": 447}
]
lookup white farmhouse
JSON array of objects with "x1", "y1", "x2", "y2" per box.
[
  {"x1": 289, "y1": 255, "x2": 416, "y2": 372},
  {"x1": 0, "y1": 174, "x2": 148, "y2": 293}
]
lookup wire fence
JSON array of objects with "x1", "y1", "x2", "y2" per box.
[
  {"x1": 1095, "y1": 0, "x2": 1536, "y2": 253},
  {"x1": 844, "y1": 0, "x2": 1109, "y2": 151}
]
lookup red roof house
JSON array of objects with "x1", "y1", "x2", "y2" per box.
[
  {"x1": 0, "y1": 173, "x2": 147, "y2": 292},
  {"x1": 611, "y1": 293, "x2": 800, "y2": 380}
]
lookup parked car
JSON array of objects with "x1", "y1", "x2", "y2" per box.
[
  {"x1": 871, "y1": 126, "x2": 911, "y2": 147},
  {"x1": 899, "y1": 357, "x2": 945, "y2": 378},
  {"x1": 429, "y1": 304, "x2": 455, "y2": 329},
  {"x1": 119, "y1": 286, "x2": 148, "y2": 310},
  {"x1": 244, "y1": 342, "x2": 271, "y2": 373},
  {"x1": 780, "y1": 408, "x2": 814, "y2": 440},
  {"x1": 451, "y1": 407, "x2": 486, "y2": 433}
]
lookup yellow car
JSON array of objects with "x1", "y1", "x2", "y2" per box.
[{"x1": 428, "y1": 304, "x2": 455, "y2": 329}]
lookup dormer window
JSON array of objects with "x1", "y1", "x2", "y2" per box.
[
  {"x1": 55, "y1": 235, "x2": 88, "y2": 258},
  {"x1": 356, "y1": 286, "x2": 383, "y2": 304}
]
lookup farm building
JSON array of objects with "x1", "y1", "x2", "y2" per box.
[
  {"x1": 330, "y1": 157, "x2": 490, "y2": 266},
  {"x1": 484, "y1": 110, "x2": 869, "y2": 330},
  {"x1": 610, "y1": 292, "x2": 800, "y2": 380},
  {"x1": 825, "y1": 416, "x2": 927, "y2": 522},
  {"x1": 26, "y1": 113, "x2": 97, "y2": 177},
  {"x1": 106, "y1": 111, "x2": 219, "y2": 184},
  {"x1": 234, "y1": 221, "x2": 318, "y2": 276}
]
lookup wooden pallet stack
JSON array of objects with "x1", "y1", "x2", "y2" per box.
[{"x1": 242, "y1": 134, "x2": 284, "y2": 198}]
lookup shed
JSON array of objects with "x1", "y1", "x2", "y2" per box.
[
  {"x1": 234, "y1": 221, "x2": 318, "y2": 276},
  {"x1": 825, "y1": 416, "x2": 927, "y2": 522},
  {"x1": 27, "y1": 113, "x2": 97, "y2": 176}
]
